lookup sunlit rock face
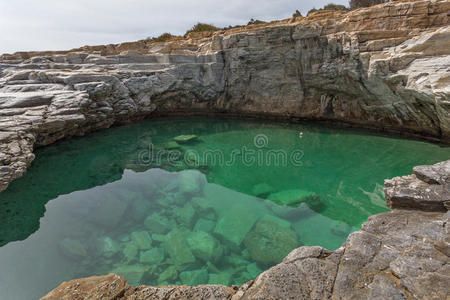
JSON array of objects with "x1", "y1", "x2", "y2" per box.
[{"x1": 0, "y1": 0, "x2": 449, "y2": 192}]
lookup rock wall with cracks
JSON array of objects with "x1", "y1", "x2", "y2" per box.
[{"x1": 0, "y1": 0, "x2": 449, "y2": 192}]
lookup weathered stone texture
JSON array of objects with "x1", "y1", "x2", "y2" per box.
[{"x1": 0, "y1": 0, "x2": 449, "y2": 192}]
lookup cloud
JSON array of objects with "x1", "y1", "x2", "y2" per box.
[{"x1": 0, "y1": 0, "x2": 348, "y2": 54}]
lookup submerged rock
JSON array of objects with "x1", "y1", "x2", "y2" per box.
[
  {"x1": 267, "y1": 189, "x2": 320, "y2": 207},
  {"x1": 173, "y1": 135, "x2": 198, "y2": 144},
  {"x1": 130, "y1": 231, "x2": 152, "y2": 250},
  {"x1": 244, "y1": 219, "x2": 299, "y2": 265},
  {"x1": 174, "y1": 203, "x2": 197, "y2": 228},
  {"x1": 247, "y1": 262, "x2": 263, "y2": 279},
  {"x1": 91, "y1": 195, "x2": 128, "y2": 229},
  {"x1": 158, "y1": 265, "x2": 178, "y2": 283},
  {"x1": 112, "y1": 265, "x2": 147, "y2": 286},
  {"x1": 123, "y1": 243, "x2": 139, "y2": 263},
  {"x1": 140, "y1": 248, "x2": 165, "y2": 265},
  {"x1": 178, "y1": 170, "x2": 205, "y2": 196},
  {"x1": 59, "y1": 238, "x2": 87, "y2": 260},
  {"x1": 144, "y1": 213, "x2": 173, "y2": 234},
  {"x1": 208, "y1": 272, "x2": 232, "y2": 286},
  {"x1": 179, "y1": 268, "x2": 209, "y2": 286},
  {"x1": 96, "y1": 236, "x2": 120, "y2": 258},
  {"x1": 162, "y1": 141, "x2": 181, "y2": 150},
  {"x1": 187, "y1": 231, "x2": 223, "y2": 262},
  {"x1": 164, "y1": 229, "x2": 196, "y2": 266},
  {"x1": 252, "y1": 183, "x2": 276, "y2": 198},
  {"x1": 194, "y1": 218, "x2": 216, "y2": 233},
  {"x1": 213, "y1": 204, "x2": 258, "y2": 249}
]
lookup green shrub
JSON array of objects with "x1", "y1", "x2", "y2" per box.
[
  {"x1": 247, "y1": 18, "x2": 266, "y2": 25},
  {"x1": 307, "y1": 3, "x2": 349, "y2": 15},
  {"x1": 184, "y1": 23, "x2": 221, "y2": 37},
  {"x1": 147, "y1": 33, "x2": 176, "y2": 43},
  {"x1": 349, "y1": 0, "x2": 391, "y2": 9}
]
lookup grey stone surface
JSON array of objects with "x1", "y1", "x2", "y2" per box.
[
  {"x1": 385, "y1": 160, "x2": 450, "y2": 212},
  {"x1": 1, "y1": 0, "x2": 450, "y2": 193}
]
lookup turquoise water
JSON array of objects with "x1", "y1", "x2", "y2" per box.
[{"x1": 0, "y1": 118, "x2": 448, "y2": 299}]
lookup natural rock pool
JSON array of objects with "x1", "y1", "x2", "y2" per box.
[{"x1": 0, "y1": 118, "x2": 448, "y2": 299}]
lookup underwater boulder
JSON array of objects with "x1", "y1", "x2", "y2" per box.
[
  {"x1": 112, "y1": 265, "x2": 147, "y2": 286},
  {"x1": 130, "y1": 231, "x2": 152, "y2": 250},
  {"x1": 252, "y1": 183, "x2": 276, "y2": 198},
  {"x1": 122, "y1": 242, "x2": 139, "y2": 263},
  {"x1": 59, "y1": 238, "x2": 87, "y2": 260},
  {"x1": 140, "y1": 248, "x2": 165, "y2": 265},
  {"x1": 164, "y1": 228, "x2": 196, "y2": 266},
  {"x1": 267, "y1": 189, "x2": 320, "y2": 208},
  {"x1": 244, "y1": 219, "x2": 299, "y2": 266},
  {"x1": 96, "y1": 236, "x2": 120, "y2": 258},
  {"x1": 179, "y1": 268, "x2": 209, "y2": 286},
  {"x1": 187, "y1": 231, "x2": 223, "y2": 263},
  {"x1": 174, "y1": 203, "x2": 197, "y2": 228},
  {"x1": 177, "y1": 170, "x2": 206, "y2": 196},
  {"x1": 173, "y1": 135, "x2": 198, "y2": 144},
  {"x1": 158, "y1": 265, "x2": 178, "y2": 284},
  {"x1": 213, "y1": 204, "x2": 258, "y2": 250},
  {"x1": 194, "y1": 218, "x2": 216, "y2": 233},
  {"x1": 208, "y1": 272, "x2": 232, "y2": 286},
  {"x1": 144, "y1": 213, "x2": 174, "y2": 234}
]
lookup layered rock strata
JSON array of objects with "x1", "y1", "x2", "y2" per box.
[
  {"x1": 42, "y1": 160, "x2": 450, "y2": 299},
  {"x1": 1, "y1": 0, "x2": 450, "y2": 191}
]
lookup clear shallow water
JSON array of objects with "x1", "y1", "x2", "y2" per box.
[{"x1": 0, "y1": 118, "x2": 448, "y2": 299}]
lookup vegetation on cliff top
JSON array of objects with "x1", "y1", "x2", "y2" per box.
[{"x1": 147, "y1": 0, "x2": 395, "y2": 42}]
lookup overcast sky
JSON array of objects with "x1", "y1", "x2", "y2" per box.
[{"x1": 0, "y1": 0, "x2": 348, "y2": 54}]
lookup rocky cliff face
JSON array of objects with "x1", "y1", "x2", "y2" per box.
[{"x1": 0, "y1": 0, "x2": 449, "y2": 192}]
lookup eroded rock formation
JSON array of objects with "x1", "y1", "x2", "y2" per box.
[
  {"x1": 42, "y1": 160, "x2": 450, "y2": 299},
  {"x1": 1, "y1": 0, "x2": 449, "y2": 191}
]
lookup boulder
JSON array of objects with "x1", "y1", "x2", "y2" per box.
[
  {"x1": 191, "y1": 197, "x2": 217, "y2": 220},
  {"x1": 252, "y1": 183, "x2": 275, "y2": 198},
  {"x1": 158, "y1": 265, "x2": 178, "y2": 283},
  {"x1": 140, "y1": 248, "x2": 165, "y2": 265},
  {"x1": 164, "y1": 229, "x2": 196, "y2": 266},
  {"x1": 174, "y1": 203, "x2": 197, "y2": 228},
  {"x1": 112, "y1": 265, "x2": 147, "y2": 286},
  {"x1": 89, "y1": 194, "x2": 128, "y2": 229},
  {"x1": 173, "y1": 135, "x2": 198, "y2": 144},
  {"x1": 413, "y1": 159, "x2": 450, "y2": 185},
  {"x1": 130, "y1": 231, "x2": 152, "y2": 250},
  {"x1": 194, "y1": 218, "x2": 216, "y2": 233},
  {"x1": 123, "y1": 243, "x2": 139, "y2": 263},
  {"x1": 187, "y1": 231, "x2": 223, "y2": 262},
  {"x1": 208, "y1": 272, "x2": 232, "y2": 286},
  {"x1": 178, "y1": 170, "x2": 206, "y2": 196},
  {"x1": 96, "y1": 236, "x2": 120, "y2": 258},
  {"x1": 247, "y1": 262, "x2": 263, "y2": 278},
  {"x1": 244, "y1": 219, "x2": 299, "y2": 265},
  {"x1": 267, "y1": 189, "x2": 320, "y2": 208},
  {"x1": 59, "y1": 238, "x2": 87, "y2": 260},
  {"x1": 179, "y1": 269, "x2": 209, "y2": 286},
  {"x1": 144, "y1": 213, "x2": 173, "y2": 234},
  {"x1": 213, "y1": 204, "x2": 258, "y2": 249}
]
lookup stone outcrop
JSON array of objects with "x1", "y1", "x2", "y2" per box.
[
  {"x1": 1, "y1": 0, "x2": 450, "y2": 191},
  {"x1": 385, "y1": 160, "x2": 450, "y2": 211},
  {"x1": 42, "y1": 159, "x2": 450, "y2": 299}
]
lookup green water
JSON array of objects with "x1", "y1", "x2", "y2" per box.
[{"x1": 0, "y1": 118, "x2": 448, "y2": 299}]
